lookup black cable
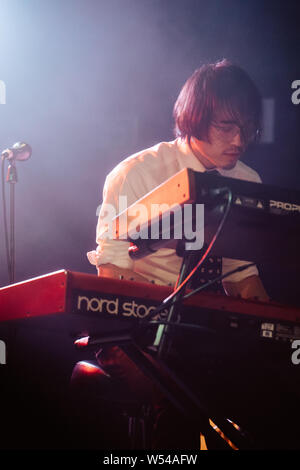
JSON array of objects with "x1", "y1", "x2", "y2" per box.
[
  {"x1": 182, "y1": 262, "x2": 256, "y2": 301},
  {"x1": 159, "y1": 186, "x2": 233, "y2": 309},
  {"x1": 145, "y1": 261, "x2": 256, "y2": 322},
  {"x1": 146, "y1": 187, "x2": 233, "y2": 321}
]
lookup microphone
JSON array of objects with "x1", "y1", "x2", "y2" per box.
[{"x1": 1, "y1": 142, "x2": 32, "y2": 162}]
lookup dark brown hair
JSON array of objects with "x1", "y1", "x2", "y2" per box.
[{"x1": 173, "y1": 59, "x2": 262, "y2": 142}]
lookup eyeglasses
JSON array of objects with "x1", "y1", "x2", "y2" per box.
[{"x1": 211, "y1": 121, "x2": 261, "y2": 144}]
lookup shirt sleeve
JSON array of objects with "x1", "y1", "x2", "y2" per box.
[
  {"x1": 87, "y1": 167, "x2": 137, "y2": 270},
  {"x1": 222, "y1": 257, "x2": 259, "y2": 283}
]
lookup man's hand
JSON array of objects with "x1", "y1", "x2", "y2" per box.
[
  {"x1": 97, "y1": 263, "x2": 151, "y2": 283},
  {"x1": 223, "y1": 275, "x2": 269, "y2": 302}
]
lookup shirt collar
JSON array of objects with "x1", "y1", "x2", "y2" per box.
[
  {"x1": 176, "y1": 137, "x2": 207, "y2": 173},
  {"x1": 176, "y1": 137, "x2": 240, "y2": 176}
]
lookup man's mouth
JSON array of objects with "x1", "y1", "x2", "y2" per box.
[{"x1": 223, "y1": 152, "x2": 240, "y2": 157}]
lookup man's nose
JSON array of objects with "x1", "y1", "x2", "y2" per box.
[{"x1": 231, "y1": 128, "x2": 244, "y2": 147}]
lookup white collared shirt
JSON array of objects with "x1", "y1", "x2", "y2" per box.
[{"x1": 87, "y1": 138, "x2": 261, "y2": 285}]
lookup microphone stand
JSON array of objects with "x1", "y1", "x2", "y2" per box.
[
  {"x1": 1, "y1": 143, "x2": 31, "y2": 285},
  {"x1": 6, "y1": 159, "x2": 17, "y2": 284}
]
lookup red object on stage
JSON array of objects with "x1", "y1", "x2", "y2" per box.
[{"x1": 0, "y1": 269, "x2": 300, "y2": 329}]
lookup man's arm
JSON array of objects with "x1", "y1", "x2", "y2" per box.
[
  {"x1": 99, "y1": 267, "x2": 269, "y2": 302},
  {"x1": 97, "y1": 263, "x2": 151, "y2": 283},
  {"x1": 223, "y1": 274, "x2": 269, "y2": 302}
]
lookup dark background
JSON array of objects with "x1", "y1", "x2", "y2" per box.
[{"x1": 0, "y1": 0, "x2": 300, "y2": 305}]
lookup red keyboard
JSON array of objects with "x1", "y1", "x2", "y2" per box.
[{"x1": 1, "y1": 269, "x2": 300, "y2": 342}]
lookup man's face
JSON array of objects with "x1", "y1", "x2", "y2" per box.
[{"x1": 191, "y1": 112, "x2": 257, "y2": 170}]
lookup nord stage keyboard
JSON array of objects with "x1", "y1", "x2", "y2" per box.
[{"x1": 1, "y1": 269, "x2": 300, "y2": 345}]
